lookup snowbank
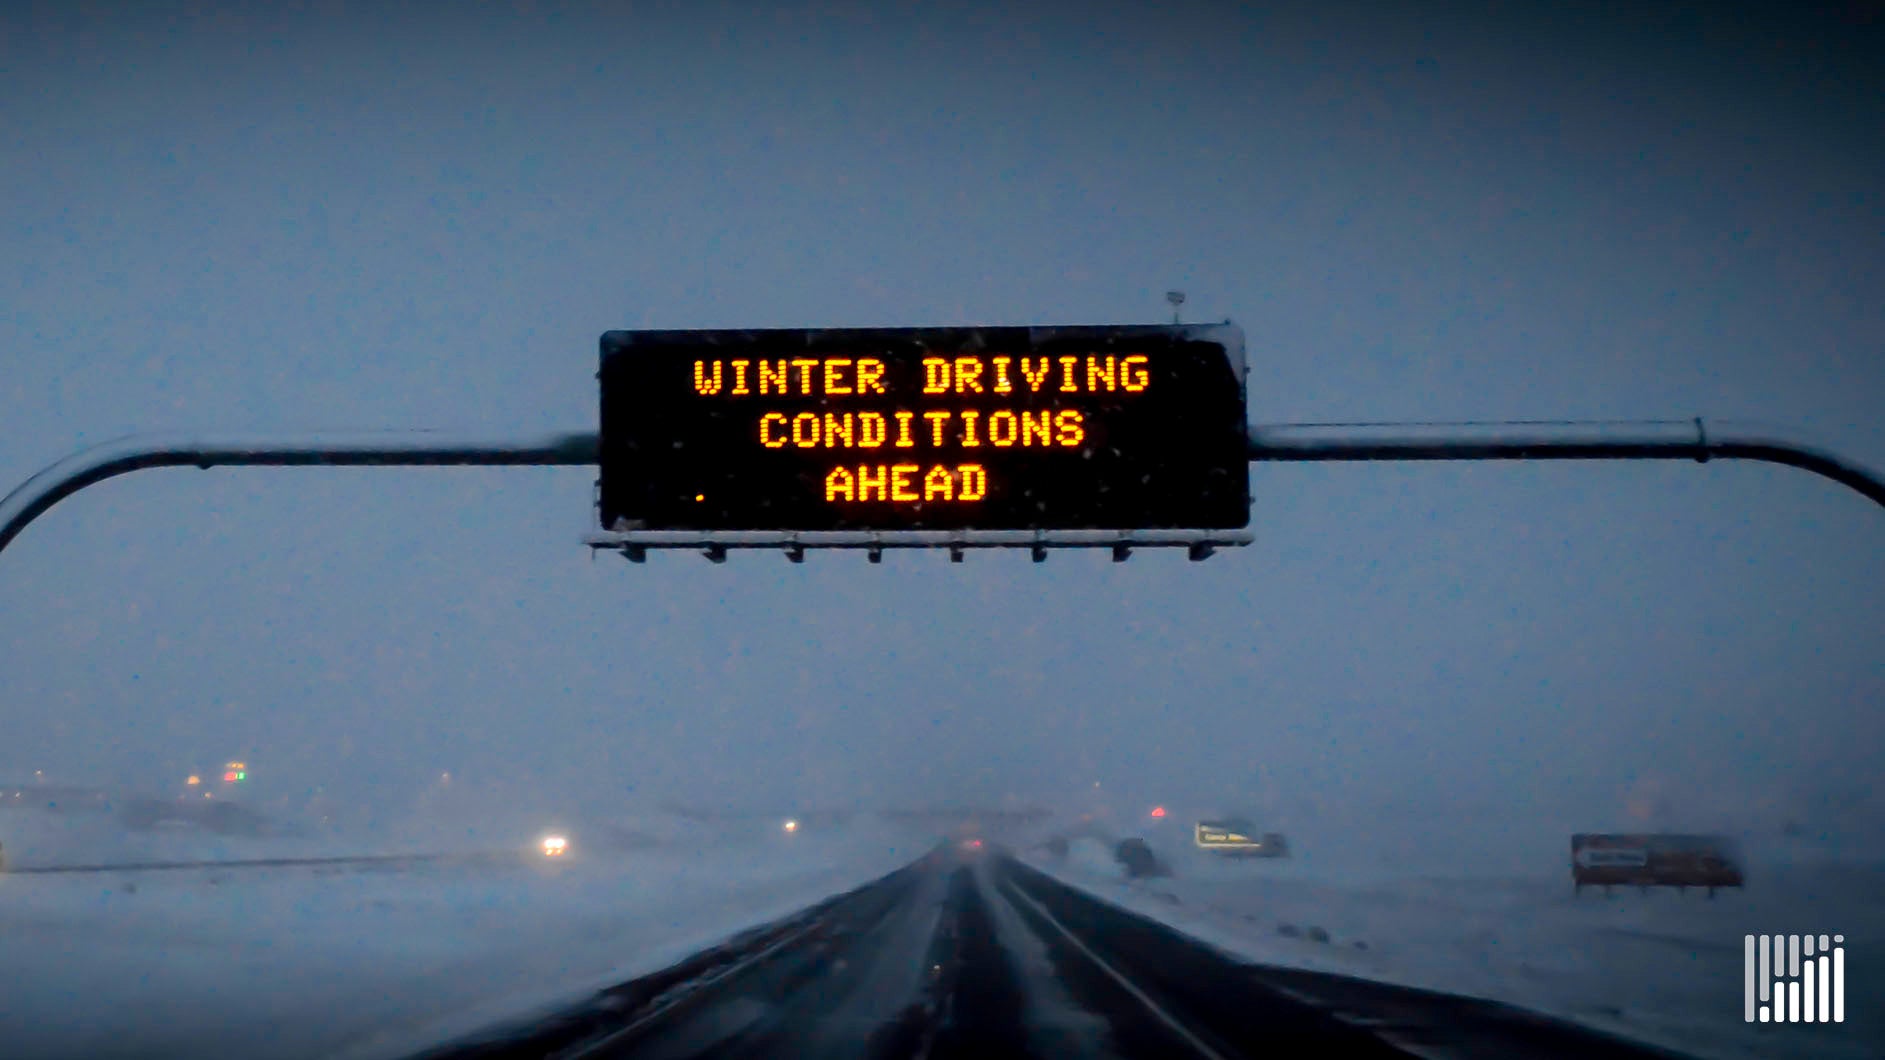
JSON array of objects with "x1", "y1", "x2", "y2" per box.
[
  {"x1": 0, "y1": 817, "x2": 928, "y2": 1060},
  {"x1": 1022, "y1": 837, "x2": 1884, "y2": 1060}
]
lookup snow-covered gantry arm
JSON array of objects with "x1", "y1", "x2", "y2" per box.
[
  {"x1": 0, "y1": 430, "x2": 600, "y2": 560},
  {"x1": 1246, "y1": 418, "x2": 1885, "y2": 510}
]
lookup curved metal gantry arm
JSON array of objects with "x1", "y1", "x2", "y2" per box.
[
  {"x1": 0, "y1": 419, "x2": 1879, "y2": 565},
  {"x1": 1247, "y1": 419, "x2": 1885, "y2": 510},
  {"x1": 0, "y1": 430, "x2": 600, "y2": 559}
]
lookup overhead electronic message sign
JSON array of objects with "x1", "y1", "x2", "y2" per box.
[{"x1": 596, "y1": 324, "x2": 1249, "y2": 539}]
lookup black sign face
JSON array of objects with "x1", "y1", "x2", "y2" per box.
[{"x1": 597, "y1": 324, "x2": 1249, "y2": 534}]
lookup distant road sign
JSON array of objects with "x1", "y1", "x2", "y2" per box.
[
  {"x1": 597, "y1": 324, "x2": 1249, "y2": 539},
  {"x1": 1195, "y1": 819, "x2": 1290, "y2": 857},
  {"x1": 1570, "y1": 833, "x2": 1744, "y2": 893}
]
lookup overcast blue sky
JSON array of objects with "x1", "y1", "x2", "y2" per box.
[{"x1": 2, "y1": 1, "x2": 1879, "y2": 831}]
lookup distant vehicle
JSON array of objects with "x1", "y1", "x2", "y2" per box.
[
  {"x1": 1571, "y1": 833, "x2": 1743, "y2": 896},
  {"x1": 1114, "y1": 837, "x2": 1169, "y2": 878},
  {"x1": 1194, "y1": 818, "x2": 1289, "y2": 858}
]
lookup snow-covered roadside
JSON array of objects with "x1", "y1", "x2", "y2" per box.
[
  {"x1": 0, "y1": 807, "x2": 389, "y2": 867},
  {"x1": 0, "y1": 828, "x2": 928, "y2": 1060},
  {"x1": 1020, "y1": 839, "x2": 1882, "y2": 1060}
]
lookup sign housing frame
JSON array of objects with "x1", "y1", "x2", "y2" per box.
[{"x1": 592, "y1": 321, "x2": 1252, "y2": 556}]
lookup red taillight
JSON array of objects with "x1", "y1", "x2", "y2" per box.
[{"x1": 1150, "y1": 806, "x2": 1166, "y2": 818}]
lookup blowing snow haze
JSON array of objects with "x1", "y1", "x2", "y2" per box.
[{"x1": 1, "y1": 2, "x2": 1880, "y2": 840}]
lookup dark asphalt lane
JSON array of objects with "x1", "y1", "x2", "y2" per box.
[{"x1": 412, "y1": 846, "x2": 1704, "y2": 1060}]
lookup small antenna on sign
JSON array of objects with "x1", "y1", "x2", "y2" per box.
[{"x1": 1166, "y1": 290, "x2": 1185, "y2": 325}]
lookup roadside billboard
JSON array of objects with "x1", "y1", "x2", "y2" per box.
[
  {"x1": 1195, "y1": 818, "x2": 1289, "y2": 858},
  {"x1": 1571, "y1": 833, "x2": 1744, "y2": 894}
]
